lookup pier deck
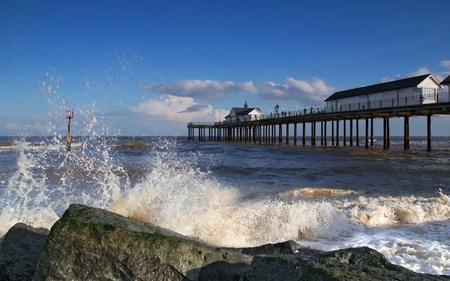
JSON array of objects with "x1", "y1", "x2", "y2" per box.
[{"x1": 187, "y1": 101, "x2": 450, "y2": 151}]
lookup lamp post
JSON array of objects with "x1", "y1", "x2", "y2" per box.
[{"x1": 66, "y1": 109, "x2": 73, "y2": 151}]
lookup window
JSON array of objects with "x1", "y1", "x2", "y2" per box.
[
  {"x1": 423, "y1": 88, "x2": 436, "y2": 101},
  {"x1": 414, "y1": 90, "x2": 422, "y2": 101}
]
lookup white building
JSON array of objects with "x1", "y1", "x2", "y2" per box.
[
  {"x1": 440, "y1": 75, "x2": 450, "y2": 102},
  {"x1": 325, "y1": 74, "x2": 443, "y2": 112},
  {"x1": 442, "y1": 75, "x2": 450, "y2": 87},
  {"x1": 224, "y1": 101, "x2": 263, "y2": 123}
]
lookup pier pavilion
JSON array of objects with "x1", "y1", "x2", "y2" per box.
[{"x1": 187, "y1": 74, "x2": 450, "y2": 151}]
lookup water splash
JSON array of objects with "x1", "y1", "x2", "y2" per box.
[
  {"x1": 0, "y1": 50, "x2": 144, "y2": 236},
  {"x1": 109, "y1": 138, "x2": 357, "y2": 247},
  {"x1": 0, "y1": 135, "x2": 130, "y2": 237},
  {"x1": 335, "y1": 190, "x2": 450, "y2": 227}
]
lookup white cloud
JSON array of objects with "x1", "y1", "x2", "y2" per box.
[
  {"x1": 6, "y1": 122, "x2": 22, "y2": 130},
  {"x1": 260, "y1": 77, "x2": 336, "y2": 105},
  {"x1": 6, "y1": 121, "x2": 57, "y2": 135},
  {"x1": 380, "y1": 67, "x2": 431, "y2": 83},
  {"x1": 440, "y1": 60, "x2": 450, "y2": 69},
  {"x1": 131, "y1": 94, "x2": 224, "y2": 122},
  {"x1": 140, "y1": 80, "x2": 257, "y2": 102},
  {"x1": 407, "y1": 67, "x2": 431, "y2": 77},
  {"x1": 380, "y1": 74, "x2": 401, "y2": 83}
]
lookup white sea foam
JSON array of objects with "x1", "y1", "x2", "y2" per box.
[
  {"x1": 0, "y1": 136, "x2": 128, "y2": 237},
  {"x1": 335, "y1": 192, "x2": 450, "y2": 227},
  {"x1": 109, "y1": 140, "x2": 359, "y2": 247},
  {"x1": 299, "y1": 222, "x2": 450, "y2": 275},
  {"x1": 2, "y1": 135, "x2": 450, "y2": 276},
  {"x1": 0, "y1": 141, "x2": 60, "y2": 236}
]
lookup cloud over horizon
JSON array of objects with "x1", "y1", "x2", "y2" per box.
[
  {"x1": 259, "y1": 77, "x2": 336, "y2": 105},
  {"x1": 140, "y1": 80, "x2": 257, "y2": 102},
  {"x1": 380, "y1": 61, "x2": 450, "y2": 83},
  {"x1": 142, "y1": 77, "x2": 339, "y2": 105},
  {"x1": 440, "y1": 60, "x2": 450, "y2": 69},
  {"x1": 131, "y1": 94, "x2": 223, "y2": 122}
]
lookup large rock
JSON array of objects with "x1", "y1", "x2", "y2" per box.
[
  {"x1": 0, "y1": 223, "x2": 49, "y2": 281},
  {"x1": 32, "y1": 204, "x2": 450, "y2": 281},
  {"x1": 239, "y1": 247, "x2": 450, "y2": 281},
  {"x1": 33, "y1": 204, "x2": 253, "y2": 281}
]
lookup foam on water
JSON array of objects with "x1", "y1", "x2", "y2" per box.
[
  {"x1": 299, "y1": 222, "x2": 450, "y2": 275},
  {"x1": 335, "y1": 192, "x2": 450, "y2": 227},
  {"x1": 2, "y1": 55, "x2": 450, "y2": 276},
  {"x1": 0, "y1": 53, "x2": 143, "y2": 236},
  {"x1": 280, "y1": 187, "x2": 359, "y2": 198},
  {"x1": 2, "y1": 135, "x2": 450, "y2": 275},
  {"x1": 0, "y1": 135, "x2": 129, "y2": 237},
  {"x1": 109, "y1": 139, "x2": 358, "y2": 247}
]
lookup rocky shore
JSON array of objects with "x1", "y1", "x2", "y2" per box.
[{"x1": 1, "y1": 204, "x2": 449, "y2": 281}]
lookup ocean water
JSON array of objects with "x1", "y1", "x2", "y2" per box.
[{"x1": 1, "y1": 135, "x2": 450, "y2": 275}]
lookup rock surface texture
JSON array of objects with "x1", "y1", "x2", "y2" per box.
[
  {"x1": 0, "y1": 223, "x2": 49, "y2": 281},
  {"x1": 33, "y1": 204, "x2": 253, "y2": 281},
  {"x1": 1, "y1": 204, "x2": 449, "y2": 280}
]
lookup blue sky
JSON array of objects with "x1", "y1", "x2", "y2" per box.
[{"x1": 1, "y1": 0, "x2": 449, "y2": 136}]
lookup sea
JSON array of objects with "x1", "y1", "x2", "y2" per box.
[{"x1": 1, "y1": 134, "x2": 450, "y2": 276}]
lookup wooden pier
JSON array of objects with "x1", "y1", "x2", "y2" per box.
[{"x1": 187, "y1": 101, "x2": 450, "y2": 151}]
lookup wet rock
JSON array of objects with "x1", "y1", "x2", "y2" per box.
[
  {"x1": 33, "y1": 204, "x2": 252, "y2": 281},
  {"x1": 31, "y1": 204, "x2": 450, "y2": 281},
  {"x1": 0, "y1": 223, "x2": 49, "y2": 281},
  {"x1": 239, "y1": 247, "x2": 450, "y2": 281}
]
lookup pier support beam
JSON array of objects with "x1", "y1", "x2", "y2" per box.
[
  {"x1": 294, "y1": 122, "x2": 297, "y2": 145},
  {"x1": 427, "y1": 114, "x2": 432, "y2": 152},
  {"x1": 343, "y1": 120, "x2": 347, "y2": 146},
  {"x1": 311, "y1": 121, "x2": 316, "y2": 146},
  {"x1": 286, "y1": 123, "x2": 290, "y2": 145},
  {"x1": 331, "y1": 120, "x2": 335, "y2": 146},
  {"x1": 356, "y1": 119, "x2": 359, "y2": 146},
  {"x1": 371, "y1": 118, "x2": 374, "y2": 147},
  {"x1": 336, "y1": 120, "x2": 340, "y2": 146},
  {"x1": 265, "y1": 125, "x2": 268, "y2": 144},
  {"x1": 404, "y1": 116, "x2": 410, "y2": 150},
  {"x1": 279, "y1": 124, "x2": 283, "y2": 144},
  {"x1": 302, "y1": 121, "x2": 306, "y2": 146},
  {"x1": 383, "y1": 117, "x2": 390, "y2": 150},
  {"x1": 350, "y1": 119, "x2": 353, "y2": 147},
  {"x1": 365, "y1": 118, "x2": 369, "y2": 149},
  {"x1": 387, "y1": 117, "x2": 390, "y2": 149}
]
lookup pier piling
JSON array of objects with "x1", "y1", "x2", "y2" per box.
[{"x1": 187, "y1": 101, "x2": 450, "y2": 151}]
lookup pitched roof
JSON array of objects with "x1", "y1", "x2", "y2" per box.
[
  {"x1": 441, "y1": 75, "x2": 450, "y2": 85},
  {"x1": 225, "y1": 107, "x2": 261, "y2": 118},
  {"x1": 325, "y1": 74, "x2": 437, "y2": 101}
]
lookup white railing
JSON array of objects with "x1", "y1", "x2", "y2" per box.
[{"x1": 188, "y1": 92, "x2": 450, "y2": 126}]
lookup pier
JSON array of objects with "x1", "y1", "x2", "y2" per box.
[{"x1": 187, "y1": 99, "x2": 450, "y2": 151}]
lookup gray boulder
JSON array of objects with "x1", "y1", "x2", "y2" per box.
[
  {"x1": 30, "y1": 204, "x2": 450, "y2": 281},
  {"x1": 33, "y1": 204, "x2": 253, "y2": 281},
  {"x1": 0, "y1": 223, "x2": 49, "y2": 281},
  {"x1": 239, "y1": 247, "x2": 450, "y2": 281}
]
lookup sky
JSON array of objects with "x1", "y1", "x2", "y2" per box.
[{"x1": 1, "y1": 0, "x2": 450, "y2": 137}]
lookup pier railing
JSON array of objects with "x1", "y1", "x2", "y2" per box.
[{"x1": 188, "y1": 91, "x2": 449, "y2": 126}]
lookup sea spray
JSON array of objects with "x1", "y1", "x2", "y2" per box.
[
  {"x1": 334, "y1": 191, "x2": 450, "y2": 227},
  {"x1": 0, "y1": 140, "x2": 60, "y2": 236},
  {"x1": 2, "y1": 136, "x2": 450, "y2": 275},
  {"x1": 109, "y1": 138, "x2": 358, "y2": 247}
]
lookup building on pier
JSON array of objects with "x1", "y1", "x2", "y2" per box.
[
  {"x1": 441, "y1": 75, "x2": 450, "y2": 90},
  {"x1": 325, "y1": 74, "x2": 443, "y2": 112},
  {"x1": 224, "y1": 101, "x2": 263, "y2": 122},
  {"x1": 187, "y1": 74, "x2": 450, "y2": 151}
]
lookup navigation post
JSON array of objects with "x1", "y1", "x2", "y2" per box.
[{"x1": 66, "y1": 109, "x2": 73, "y2": 151}]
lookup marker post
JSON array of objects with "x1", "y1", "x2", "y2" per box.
[{"x1": 66, "y1": 109, "x2": 73, "y2": 151}]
